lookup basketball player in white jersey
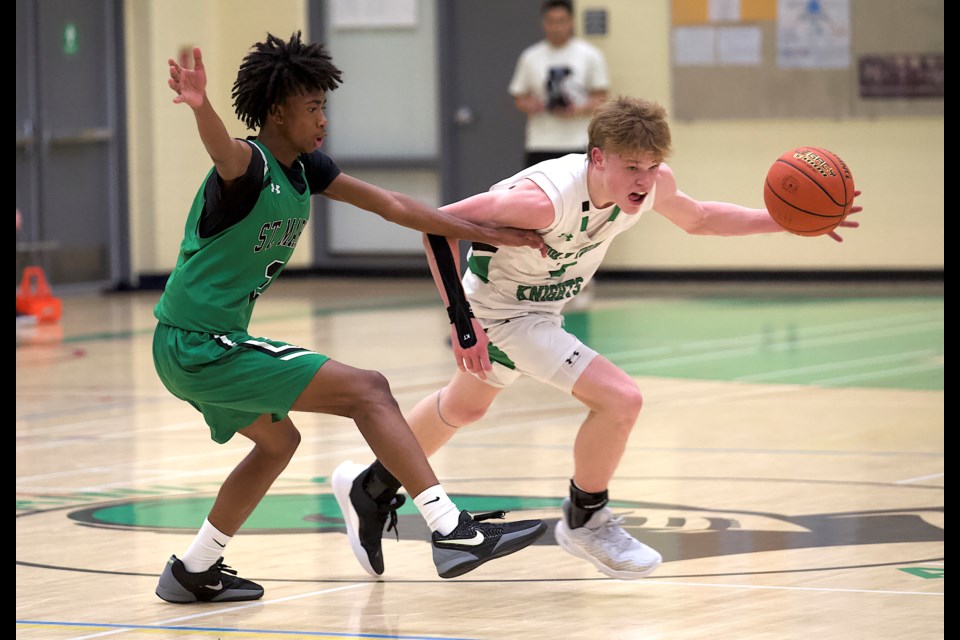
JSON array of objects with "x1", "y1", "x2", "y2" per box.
[{"x1": 333, "y1": 96, "x2": 861, "y2": 579}]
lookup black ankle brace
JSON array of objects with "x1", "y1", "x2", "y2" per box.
[
  {"x1": 363, "y1": 460, "x2": 402, "y2": 502},
  {"x1": 568, "y1": 479, "x2": 608, "y2": 528}
]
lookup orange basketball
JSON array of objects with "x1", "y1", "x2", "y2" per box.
[{"x1": 763, "y1": 147, "x2": 855, "y2": 236}]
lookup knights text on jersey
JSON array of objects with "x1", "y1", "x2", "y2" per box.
[{"x1": 463, "y1": 154, "x2": 654, "y2": 319}]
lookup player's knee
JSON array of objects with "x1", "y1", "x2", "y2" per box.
[
  {"x1": 281, "y1": 425, "x2": 302, "y2": 457},
  {"x1": 260, "y1": 422, "x2": 301, "y2": 459},
  {"x1": 612, "y1": 386, "x2": 643, "y2": 426},
  {"x1": 444, "y1": 401, "x2": 488, "y2": 427},
  {"x1": 352, "y1": 369, "x2": 400, "y2": 414}
]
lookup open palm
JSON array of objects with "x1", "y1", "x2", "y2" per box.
[{"x1": 167, "y1": 47, "x2": 206, "y2": 108}]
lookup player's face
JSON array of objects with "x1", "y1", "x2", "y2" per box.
[
  {"x1": 278, "y1": 91, "x2": 328, "y2": 153},
  {"x1": 598, "y1": 150, "x2": 662, "y2": 214},
  {"x1": 542, "y1": 8, "x2": 573, "y2": 46}
]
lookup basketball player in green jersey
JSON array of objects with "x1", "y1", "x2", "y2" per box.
[
  {"x1": 152, "y1": 32, "x2": 548, "y2": 604},
  {"x1": 334, "y1": 96, "x2": 861, "y2": 581}
]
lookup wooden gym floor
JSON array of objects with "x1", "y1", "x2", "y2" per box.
[{"x1": 16, "y1": 276, "x2": 943, "y2": 639}]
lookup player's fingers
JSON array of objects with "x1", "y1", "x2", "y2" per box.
[
  {"x1": 470, "y1": 357, "x2": 487, "y2": 380},
  {"x1": 452, "y1": 348, "x2": 466, "y2": 372},
  {"x1": 464, "y1": 355, "x2": 479, "y2": 373}
]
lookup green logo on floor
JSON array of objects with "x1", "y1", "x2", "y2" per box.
[{"x1": 899, "y1": 567, "x2": 943, "y2": 579}]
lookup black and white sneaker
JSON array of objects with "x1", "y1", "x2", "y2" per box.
[
  {"x1": 432, "y1": 510, "x2": 547, "y2": 579},
  {"x1": 155, "y1": 555, "x2": 263, "y2": 603},
  {"x1": 332, "y1": 461, "x2": 405, "y2": 577}
]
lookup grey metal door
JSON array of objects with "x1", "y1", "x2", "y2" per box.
[
  {"x1": 16, "y1": 0, "x2": 127, "y2": 287},
  {"x1": 439, "y1": 1, "x2": 543, "y2": 204}
]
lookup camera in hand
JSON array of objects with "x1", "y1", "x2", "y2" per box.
[{"x1": 546, "y1": 66, "x2": 572, "y2": 111}]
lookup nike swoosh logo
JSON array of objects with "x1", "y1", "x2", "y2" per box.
[
  {"x1": 439, "y1": 530, "x2": 485, "y2": 547},
  {"x1": 213, "y1": 539, "x2": 226, "y2": 548},
  {"x1": 204, "y1": 581, "x2": 224, "y2": 591},
  {"x1": 424, "y1": 497, "x2": 440, "y2": 505}
]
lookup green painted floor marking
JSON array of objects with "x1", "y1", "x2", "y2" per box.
[
  {"x1": 899, "y1": 567, "x2": 943, "y2": 579},
  {"x1": 76, "y1": 494, "x2": 641, "y2": 530},
  {"x1": 564, "y1": 297, "x2": 942, "y2": 391}
]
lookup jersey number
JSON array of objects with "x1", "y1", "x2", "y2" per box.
[
  {"x1": 249, "y1": 260, "x2": 285, "y2": 302},
  {"x1": 549, "y1": 261, "x2": 578, "y2": 278}
]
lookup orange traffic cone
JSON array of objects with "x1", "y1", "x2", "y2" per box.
[{"x1": 16, "y1": 266, "x2": 62, "y2": 324}]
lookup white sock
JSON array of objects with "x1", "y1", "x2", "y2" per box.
[
  {"x1": 181, "y1": 518, "x2": 232, "y2": 573},
  {"x1": 413, "y1": 485, "x2": 461, "y2": 535}
]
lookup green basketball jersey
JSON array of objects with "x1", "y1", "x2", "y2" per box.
[{"x1": 154, "y1": 141, "x2": 310, "y2": 333}]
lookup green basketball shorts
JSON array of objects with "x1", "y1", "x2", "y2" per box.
[{"x1": 153, "y1": 322, "x2": 330, "y2": 443}]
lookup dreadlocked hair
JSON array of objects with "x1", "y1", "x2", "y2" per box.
[{"x1": 232, "y1": 31, "x2": 343, "y2": 131}]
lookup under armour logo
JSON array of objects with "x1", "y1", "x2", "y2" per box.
[
  {"x1": 557, "y1": 233, "x2": 573, "y2": 241},
  {"x1": 270, "y1": 183, "x2": 281, "y2": 194},
  {"x1": 565, "y1": 350, "x2": 581, "y2": 365}
]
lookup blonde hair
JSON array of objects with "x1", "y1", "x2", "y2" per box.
[{"x1": 587, "y1": 96, "x2": 672, "y2": 161}]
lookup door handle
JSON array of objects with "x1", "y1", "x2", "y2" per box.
[{"x1": 454, "y1": 106, "x2": 475, "y2": 127}]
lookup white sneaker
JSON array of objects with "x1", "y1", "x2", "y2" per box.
[{"x1": 554, "y1": 498, "x2": 661, "y2": 579}]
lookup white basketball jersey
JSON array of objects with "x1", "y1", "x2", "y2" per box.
[{"x1": 463, "y1": 154, "x2": 655, "y2": 319}]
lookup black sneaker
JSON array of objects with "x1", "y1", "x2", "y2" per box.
[
  {"x1": 155, "y1": 555, "x2": 263, "y2": 603},
  {"x1": 332, "y1": 461, "x2": 405, "y2": 576},
  {"x1": 432, "y1": 510, "x2": 547, "y2": 579}
]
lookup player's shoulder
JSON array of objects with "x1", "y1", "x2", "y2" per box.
[
  {"x1": 529, "y1": 156, "x2": 588, "y2": 203},
  {"x1": 552, "y1": 153, "x2": 590, "y2": 178},
  {"x1": 654, "y1": 162, "x2": 678, "y2": 194}
]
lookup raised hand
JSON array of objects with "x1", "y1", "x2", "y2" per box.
[{"x1": 168, "y1": 47, "x2": 206, "y2": 108}]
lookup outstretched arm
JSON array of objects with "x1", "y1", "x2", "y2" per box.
[
  {"x1": 322, "y1": 172, "x2": 548, "y2": 252},
  {"x1": 652, "y1": 163, "x2": 861, "y2": 242},
  {"x1": 168, "y1": 47, "x2": 251, "y2": 182}
]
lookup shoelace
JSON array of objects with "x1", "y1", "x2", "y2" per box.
[
  {"x1": 380, "y1": 494, "x2": 406, "y2": 541},
  {"x1": 459, "y1": 510, "x2": 507, "y2": 536},
  {"x1": 470, "y1": 510, "x2": 507, "y2": 522},
  {"x1": 210, "y1": 559, "x2": 239, "y2": 577},
  {"x1": 593, "y1": 515, "x2": 636, "y2": 553},
  {"x1": 207, "y1": 558, "x2": 237, "y2": 585}
]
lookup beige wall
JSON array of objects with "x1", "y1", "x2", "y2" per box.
[
  {"x1": 582, "y1": 1, "x2": 943, "y2": 270},
  {"x1": 125, "y1": 0, "x2": 309, "y2": 275},
  {"x1": 126, "y1": 0, "x2": 943, "y2": 275}
]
